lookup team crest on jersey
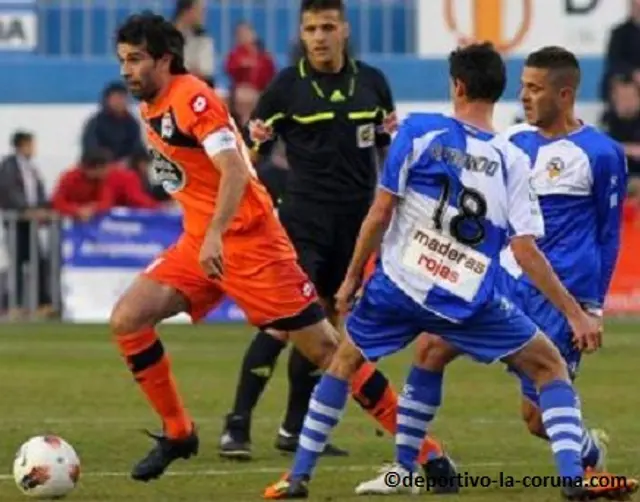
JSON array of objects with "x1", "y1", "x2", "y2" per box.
[
  {"x1": 160, "y1": 112, "x2": 174, "y2": 139},
  {"x1": 546, "y1": 157, "x2": 565, "y2": 179},
  {"x1": 149, "y1": 148, "x2": 186, "y2": 193},
  {"x1": 356, "y1": 123, "x2": 375, "y2": 148}
]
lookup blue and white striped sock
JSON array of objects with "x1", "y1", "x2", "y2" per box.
[
  {"x1": 539, "y1": 380, "x2": 584, "y2": 480},
  {"x1": 290, "y1": 374, "x2": 348, "y2": 480},
  {"x1": 396, "y1": 366, "x2": 442, "y2": 472}
]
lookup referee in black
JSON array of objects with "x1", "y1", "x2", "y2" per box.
[{"x1": 219, "y1": 0, "x2": 397, "y2": 459}]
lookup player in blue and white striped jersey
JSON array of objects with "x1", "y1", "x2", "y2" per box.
[
  {"x1": 263, "y1": 43, "x2": 636, "y2": 501},
  {"x1": 498, "y1": 47, "x2": 628, "y2": 473}
]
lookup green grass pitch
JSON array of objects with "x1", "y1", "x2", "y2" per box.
[{"x1": 0, "y1": 321, "x2": 638, "y2": 501}]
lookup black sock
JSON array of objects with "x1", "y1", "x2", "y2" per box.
[
  {"x1": 231, "y1": 331, "x2": 286, "y2": 417},
  {"x1": 281, "y1": 347, "x2": 321, "y2": 436}
]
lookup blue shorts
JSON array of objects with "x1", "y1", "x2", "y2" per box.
[
  {"x1": 346, "y1": 269, "x2": 538, "y2": 364},
  {"x1": 508, "y1": 281, "x2": 581, "y2": 405},
  {"x1": 495, "y1": 266, "x2": 520, "y2": 299}
]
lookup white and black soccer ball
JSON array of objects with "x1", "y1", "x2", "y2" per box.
[{"x1": 13, "y1": 436, "x2": 80, "y2": 499}]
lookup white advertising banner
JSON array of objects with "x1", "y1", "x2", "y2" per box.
[
  {"x1": 0, "y1": 11, "x2": 37, "y2": 50},
  {"x1": 417, "y1": 0, "x2": 628, "y2": 57}
]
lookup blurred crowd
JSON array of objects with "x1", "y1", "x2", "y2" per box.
[
  {"x1": 0, "y1": 0, "x2": 286, "y2": 319},
  {"x1": 1, "y1": 0, "x2": 640, "y2": 319}
]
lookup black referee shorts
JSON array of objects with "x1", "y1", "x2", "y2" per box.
[{"x1": 278, "y1": 196, "x2": 370, "y2": 302}]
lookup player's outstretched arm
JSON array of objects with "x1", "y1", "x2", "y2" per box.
[{"x1": 336, "y1": 189, "x2": 396, "y2": 313}]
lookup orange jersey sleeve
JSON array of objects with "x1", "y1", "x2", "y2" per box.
[
  {"x1": 142, "y1": 75, "x2": 273, "y2": 240},
  {"x1": 172, "y1": 85, "x2": 232, "y2": 146}
]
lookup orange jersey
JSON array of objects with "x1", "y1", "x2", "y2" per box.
[{"x1": 140, "y1": 75, "x2": 274, "y2": 240}]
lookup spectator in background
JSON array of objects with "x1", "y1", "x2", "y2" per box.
[
  {"x1": 174, "y1": 0, "x2": 216, "y2": 87},
  {"x1": 81, "y1": 82, "x2": 144, "y2": 162},
  {"x1": 128, "y1": 149, "x2": 172, "y2": 203},
  {"x1": 0, "y1": 131, "x2": 54, "y2": 318},
  {"x1": 601, "y1": 0, "x2": 640, "y2": 99},
  {"x1": 231, "y1": 84, "x2": 260, "y2": 126},
  {"x1": 225, "y1": 21, "x2": 276, "y2": 100},
  {"x1": 600, "y1": 76, "x2": 640, "y2": 177},
  {"x1": 52, "y1": 148, "x2": 160, "y2": 221}
]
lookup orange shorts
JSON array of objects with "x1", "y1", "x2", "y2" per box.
[{"x1": 142, "y1": 213, "x2": 320, "y2": 328}]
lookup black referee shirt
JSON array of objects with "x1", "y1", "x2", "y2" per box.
[{"x1": 247, "y1": 57, "x2": 395, "y2": 203}]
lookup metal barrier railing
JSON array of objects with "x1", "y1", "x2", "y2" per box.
[{"x1": 0, "y1": 210, "x2": 62, "y2": 322}]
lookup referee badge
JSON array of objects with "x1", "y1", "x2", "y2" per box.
[{"x1": 357, "y1": 123, "x2": 375, "y2": 148}]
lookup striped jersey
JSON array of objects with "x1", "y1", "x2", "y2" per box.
[
  {"x1": 500, "y1": 123, "x2": 627, "y2": 307},
  {"x1": 378, "y1": 113, "x2": 545, "y2": 322}
]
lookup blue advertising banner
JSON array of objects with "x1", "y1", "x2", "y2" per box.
[{"x1": 61, "y1": 209, "x2": 246, "y2": 323}]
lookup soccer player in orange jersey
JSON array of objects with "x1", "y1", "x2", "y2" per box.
[{"x1": 112, "y1": 12, "x2": 448, "y2": 483}]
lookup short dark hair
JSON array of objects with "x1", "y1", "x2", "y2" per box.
[
  {"x1": 116, "y1": 11, "x2": 187, "y2": 74},
  {"x1": 524, "y1": 46, "x2": 581, "y2": 89},
  {"x1": 449, "y1": 43, "x2": 506, "y2": 103},
  {"x1": 11, "y1": 131, "x2": 33, "y2": 149},
  {"x1": 300, "y1": 0, "x2": 345, "y2": 15}
]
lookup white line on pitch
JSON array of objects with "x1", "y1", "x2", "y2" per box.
[{"x1": 0, "y1": 458, "x2": 636, "y2": 482}]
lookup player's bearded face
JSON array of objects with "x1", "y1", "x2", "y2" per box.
[
  {"x1": 520, "y1": 67, "x2": 561, "y2": 128},
  {"x1": 300, "y1": 10, "x2": 348, "y2": 66},
  {"x1": 117, "y1": 43, "x2": 160, "y2": 101}
]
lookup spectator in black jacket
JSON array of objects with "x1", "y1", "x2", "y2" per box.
[
  {"x1": 81, "y1": 82, "x2": 144, "y2": 162},
  {"x1": 601, "y1": 76, "x2": 640, "y2": 177},
  {"x1": 601, "y1": 0, "x2": 640, "y2": 99}
]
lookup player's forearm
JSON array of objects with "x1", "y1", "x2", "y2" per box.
[
  {"x1": 208, "y1": 165, "x2": 249, "y2": 234},
  {"x1": 511, "y1": 237, "x2": 582, "y2": 319},
  {"x1": 346, "y1": 211, "x2": 390, "y2": 280}
]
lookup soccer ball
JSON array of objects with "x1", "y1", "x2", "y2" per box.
[{"x1": 13, "y1": 436, "x2": 80, "y2": 499}]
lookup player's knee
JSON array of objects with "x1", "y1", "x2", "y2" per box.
[
  {"x1": 327, "y1": 338, "x2": 365, "y2": 380},
  {"x1": 290, "y1": 331, "x2": 337, "y2": 370},
  {"x1": 110, "y1": 301, "x2": 130, "y2": 336},
  {"x1": 289, "y1": 317, "x2": 341, "y2": 368},
  {"x1": 414, "y1": 333, "x2": 457, "y2": 371},
  {"x1": 508, "y1": 332, "x2": 570, "y2": 388},
  {"x1": 110, "y1": 299, "x2": 147, "y2": 337},
  {"x1": 309, "y1": 338, "x2": 338, "y2": 369},
  {"x1": 534, "y1": 344, "x2": 570, "y2": 386}
]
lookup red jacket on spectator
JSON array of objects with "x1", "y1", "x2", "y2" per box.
[
  {"x1": 225, "y1": 44, "x2": 276, "y2": 92},
  {"x1": 52, "y1": 164, "x2": 160, "y2": 217}
]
